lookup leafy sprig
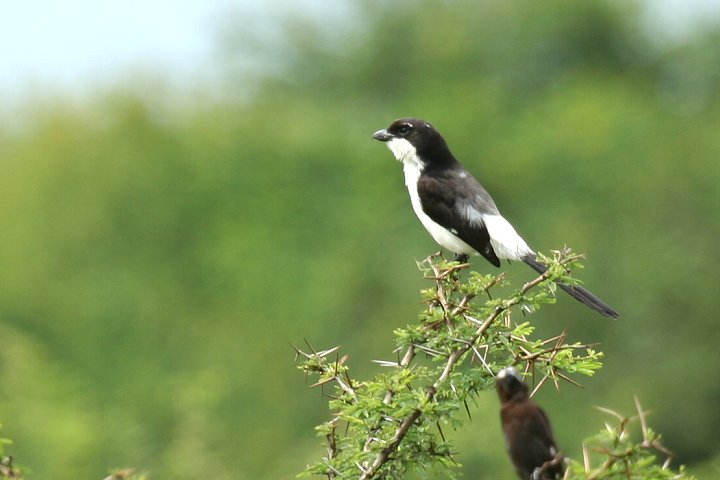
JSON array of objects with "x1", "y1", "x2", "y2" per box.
[
  {"x1": 569, "y1": 397, "x2": 694, "y2": 479},
  {"x1": 296, "y1": 249, "x2": 604, "y2": 479}
]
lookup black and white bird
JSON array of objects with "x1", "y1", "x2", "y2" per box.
[
  {"x1": 372, "y1": 118, "x2": 619, "y2": 319},
  {"x1": 496, "y1": 367, "x2": 565, "y2": 480}
]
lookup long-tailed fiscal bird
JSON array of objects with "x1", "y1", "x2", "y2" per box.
[{"x1": 372, "y1": 118, "x2": 619, "y2": 318}]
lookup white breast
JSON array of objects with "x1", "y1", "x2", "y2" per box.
[{"x1": 402, "y1": 159, "x2": 476, "y2": 255}]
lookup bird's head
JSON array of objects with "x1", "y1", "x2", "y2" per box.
[
  {"x1": 372, "y1": 118, "x2": 452, "y2": 164},
  {"x1": 495, "y1": 367, "x2": 530, "y2": 403}
]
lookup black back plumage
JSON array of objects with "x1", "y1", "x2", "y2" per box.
[{"x1": 416, "y1": 167, "x2": 502, "y2": 266}]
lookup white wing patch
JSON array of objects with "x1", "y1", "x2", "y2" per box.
[
  {"x1": 462, "y1": 204, "x2": 532, "y2": 260},
  {"x1": 482, "y1": 213, "x2": 533, "y2": 261}
]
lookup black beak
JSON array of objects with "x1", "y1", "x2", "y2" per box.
[{"x1": 372, "y1": 129, "x2": 393, "y2": 142}]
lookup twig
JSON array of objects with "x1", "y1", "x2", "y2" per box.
[{"x1": 358, "y1": 263, "x2": 552, "y2": 479}]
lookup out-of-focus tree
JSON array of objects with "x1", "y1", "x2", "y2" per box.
[{"x1": 0, "y1": 0, "x2": 719, "y2": 478}]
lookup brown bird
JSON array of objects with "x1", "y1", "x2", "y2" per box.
[{"x1": 495, "y1": 367, "x2": 565, "y2": 479}]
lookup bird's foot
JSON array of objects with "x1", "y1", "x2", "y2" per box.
[{"x1": 453, "y1": 253, "x2": 469, "y2": 264}]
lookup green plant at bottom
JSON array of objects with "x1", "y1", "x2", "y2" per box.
[
  {"x1": 0, "y1": 425, "x2": 21, "y2": 479},
  {"x1": 295, "y1": 250, "x2": 693, "y2": 479},
  {"x1": 567, "y1": 397, "x2": 692, "y2": 479}
]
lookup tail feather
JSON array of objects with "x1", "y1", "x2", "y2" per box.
[{"x1": 523, "y1": 255, "x2": 620, "y2": 319}]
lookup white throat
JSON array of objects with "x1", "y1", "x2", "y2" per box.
[{"x1": 386, "y1": 138, "x2": 417, "y2": 164}]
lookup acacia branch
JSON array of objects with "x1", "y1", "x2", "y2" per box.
[
  {"x1": 358, "y1": 261, "x2": 552, "y2": 479},
  {"x1": 584, "y1": 400, "x2": 676, "y2": 479},
  {"x1": 300, "y1": 249, "x2": 604, "y2": 480}
]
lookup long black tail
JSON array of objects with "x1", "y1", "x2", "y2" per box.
[{"x1": 523, "y1": 255, "x2": 620, "y2": 319}]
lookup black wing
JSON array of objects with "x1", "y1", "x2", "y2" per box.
[{"x1": 417, "y1": 167, "x2": 501, "y2": 266}]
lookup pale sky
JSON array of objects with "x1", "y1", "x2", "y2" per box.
[
  {"x1": 0, "y1": 0, "x2": 719, "y2": 96},
  {"x1": 0, "y1": 0, "x2": 241, "y2": 93}
]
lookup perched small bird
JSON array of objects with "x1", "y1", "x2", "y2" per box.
[
  {"x1": 372, "y1": 118, "x2": 619, "y2": 318},
  {"x1": 496, "y1": 367, "x2": 565, "y2": 480}
]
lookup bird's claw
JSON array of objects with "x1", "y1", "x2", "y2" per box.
[{"x1": 453, "y1": 253, "x2": 469, "y2": 264}]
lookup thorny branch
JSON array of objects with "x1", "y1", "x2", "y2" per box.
[
  {"x1": 297, "y1": 249, "x2": 604, "y2": 480},
  {"x1": 293, "y1": 344, "x2": 355, "y2": 479},
  {"x1": 361, "y1": 256, "x2": 484, "y2": 456},
  {"x1": 357, "y1": 251, "x2": 581, "y2": 479},
  {"x1": 582, "y1": 397, "x2": 677, "y2": 480},
  {"x1": 0, "y1": 456, "x2": 20, "y2": 480}
]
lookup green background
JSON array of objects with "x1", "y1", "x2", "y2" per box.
[{"x1": 1, "y1": 1, "x2": 719, "y2": 478}]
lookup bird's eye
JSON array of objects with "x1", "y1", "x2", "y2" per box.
[{"x1": 397, "y1": 124, "x2": 411, "y2": 135}]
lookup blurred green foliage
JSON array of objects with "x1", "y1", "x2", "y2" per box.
[
  {"x1": 0, "y1": 0, "x2": 719, "y2": 478},
  {"x1": 296, "y1": 252, "x2": 610, "y2": 479}
]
